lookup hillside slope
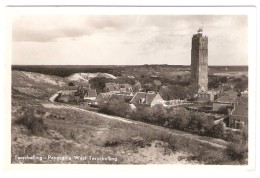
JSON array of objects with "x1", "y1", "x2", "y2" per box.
[
  {"x1": 12, "y1": 70, "x2": 68, "y2": 99},
  {"x1": 11, "y1": 70, "x2": 240, "y2": 164},
  {"x1": 66, "y1": 72, "x2": 117, "y2": 83}
]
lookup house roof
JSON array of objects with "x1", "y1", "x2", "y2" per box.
[
  {"x1": 87, "y1": 89, "x2": 97, "y2": 97},
  {"x1": 150, "y1": 75, "x2": 159, "y2": 78},
  {"x1": 130, "y1": 92, "x2": 146, "y2": 103},
  {"x1": 109, "y1": 93, "x2": 134, "y2": 102},
  {"x1": 224, "y1": 90, "x2": 238, "y2": 97},
  {"x1": 130, "y1": 92, "x2": 158, "y2": 105},
  {"x1": 146, "y1": 93, "x2": 157, "y2": 104},
  {"x1": 98, "y1": 93, "x2": 111, "y2": 100},
  {"x1": 232, "y1": 104, "x2": 248, "y2": 117},
  {"x1": 217, "y1": 95, "x2": 237, "y2": 103},
  {"x1": 59, "y1": 90, "x2": 77, "y2": 95}
]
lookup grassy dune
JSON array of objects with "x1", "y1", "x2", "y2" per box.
[{"x1": 11, "y1": 71, "x2": 247, "y2": 164}]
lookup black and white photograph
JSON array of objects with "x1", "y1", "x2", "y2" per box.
[{"x1": 6, "y1": 6, "x2": 256, "y2": 167}]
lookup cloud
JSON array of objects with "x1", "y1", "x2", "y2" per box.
[
  {"x1": 12, "y1": 15, "x2": 248, "y2": 65},
  {"x1": 12, "y1": 15, "x2": 139, "y2": 42},
  {"x1": 13, "y1": 16, "x2": 93, "y2": 42}
]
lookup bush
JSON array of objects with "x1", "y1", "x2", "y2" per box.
[
  {"x1": 89, "y1": 77, "x2": 112, "y2": 93},
  {"x1": 226, "y1": 143, "x2": 248, "y2": 162},
  {"x1": 210, "y1": 122, "x2": 225, "y2": 138},
  {"x1": 98, "y1": 98, "x2": 132, "y2": 118},
  {"x1": 241, "y1": 126, "x2": 248, "y2": 141},
  {"x1": 167, "y1": 108, "x2": 190, "y2": 130},
  {"x1": 68, "y1": 82, "x2": 75, "y2": 86},
  {"x1": 225, "y1": 130, "x2": 242, "y2": 143},
  {"x1": 144, "y1": 104, "x2": 168, "y2": 125},
  {"x1": 14, "y1": 110, "x2": 47, "y2": 136}
]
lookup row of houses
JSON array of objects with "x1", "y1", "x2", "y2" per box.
[{"x1": 191, "y1": 88, "x2": 248, "y2": 130}]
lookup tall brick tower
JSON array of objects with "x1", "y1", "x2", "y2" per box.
[{"x1": 190, "y1": 28, "x2": 208, "y2": 91}]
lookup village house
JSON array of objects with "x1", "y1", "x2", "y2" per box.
[
  {"x1": 55, "y1": 90, "x2": 77, "y2": 103},
  {"x1": 197, "y1": 90, "x2": 218, "y2": 103},
  {"x1": 212, "y1": 90, "x2": 248, "y2": 130},
  {"x1": 109, "y1": 93, "x2": 134, "y2": 103},
  {"x1": 96, "y1": 92, "x2": 111, "y2": 103},
  {"x1": 130, "y1": 91, "x2": 163, "y2": 107},
  {"x1": 229, "y1": 102, "x2": 248, "y2": 129},
  {"x1": 156, "y1": 99, "x2": 192, "y2": 109},
  {"x1": 105, "y1": 83, "x2": 133, "y2": 93},
  {"x1": 226, "y1": 94, "x2": 248, "y2": 129},
  {"x1": 84, "y1": 89, "x2": 98, "y2": 105}
]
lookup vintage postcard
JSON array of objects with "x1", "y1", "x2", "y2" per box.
[{"x1": 3, "y1": 5, "x2": 257, "y2": 171}]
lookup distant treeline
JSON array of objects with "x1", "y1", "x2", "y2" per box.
[
  {"x1": 12, "y1": 65, "x2": 248, "y2": 78},
  {"x1": 12, "y1": 65, "x2": 118, "y2": 77}
]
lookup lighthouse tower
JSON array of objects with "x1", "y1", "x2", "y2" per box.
[{"x1": 190, "y1": 28, "x2": 208, "y2": 91}]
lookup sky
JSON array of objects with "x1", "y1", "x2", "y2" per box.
[{"x1": 12, "y1": 15, "x2": 248, "y2": 65}]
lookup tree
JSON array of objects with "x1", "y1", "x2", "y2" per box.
[
  {"x1": 68, "y1": 81, "x2": 75, "y2": 86},
  {"x1": 114, "y1": 77, "x2": 135, "y2": 85},
  {"x1": 98, "y1": 98, "x2": 132, "y2": 118},
  {"x1": 159, "y1": 85, "x2": 187, "y2": 100},
  {"x1": 167, "y1": 108, "x2": 190, "y2": 130},
  {"x1": 210, "y1": 122, "x2": 225, "y2": 138},
  {"x1": 234, "y1": 81, "x2": 248, "y2": 92},
  {"x1": 185, "y1": 85, "x2": 199, "y2": 99},
  {"x1": 197, "y1": 113, "x2": 214, "y2": 134},
  {"x1": 148, "y1": 104, "x2": 167, "y2": 124},
  {"x1": 89, "y1": 77, "x2": 111, "y2": 93}
]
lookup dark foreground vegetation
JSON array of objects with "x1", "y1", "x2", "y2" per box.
[
  {"x1": 98, "y1": 99, "x2": 248, "y2": 163},
  {"x1": 12, "y1": 108, "x2": 247, "y2": 164}
]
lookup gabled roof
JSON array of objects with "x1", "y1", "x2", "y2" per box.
[
  {"x1": 87, "y1": 89, "x2": 97, "y2": 97},
  {"x1": 146, "y1": 93, "x2": 157, "y2": 105},
  {"x1": 59, "y1": 90, "x2": 77, "y2": 95},
  {"x1": 84, "y1": 89, "x2": 97, "y2": 99},
  {"x1": 108, "y1": 85, "x2": 116, "y2": 91},
  {"x1": 223, "y1": 90, "x2": 238, "y2": 97},
  {"x1": 130, "y1": 92, "x2": 158, "y2": 105},
  {"x1": 109, "y1": 93, "x2": 134, "y2": 103},
  {"x1": 97, "y1": 93, "x2": 111, "y2": 100},
  {"x1": 130, "y1": 92, "x2": 146, "y2": 104},
  {"x1": 232, "y1": 104, "x2": 248, "y2": 117},
  {"x1": 217, "y1": 90, "x2": 238, "y2": 103},
  {"x1": 217, "y1": 95, "x2": 237, "y2": 103}
]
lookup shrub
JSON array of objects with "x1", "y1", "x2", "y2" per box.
[
  {"x1": 98, "y1": 98, "x2": 132, "y2": 118},
  {"x1": 14, "y1": 110, "x2": 47, "y2": 136},
  {"x1": 226, "y1": 142, "x2": 248, "y2": 162},
  {"x1": 210, "y1": 122, "x2": 225, "y2": 138},
  {"x1": 184, "y1": 111, "x2": 214, "y2": 134},
  {"x1": 68, "y1": 82, "x2": 75, "y2": 86},
  {"x1": 167, "y1": 108, "x2": 190, "y2": 130},
  {"x1": 225, "y1": 130, "x2": 242, "y2": 143},
  {"x1": 241, "y1": 126, "x2": 248, "y2": 141},
  {"x1": 145, "y1": 104, "x2": 168, "y2": 125}
]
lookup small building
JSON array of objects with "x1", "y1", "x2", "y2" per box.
[
  {"x1": 229, "y1": 103, "x2": 248, "y2": 129},
  {"x1": 241, "y1": 89, "x2": 248, "y2": 97},
  {"x1": 105, "y1": 83, "x2": 133, "y2": 92},
  {"x1": 84, "y1": 89, "x2": 97, "y2": 105},
  {"x1": 55, "y1": 90, "x2": 77, "y2": 103},
  {"x1": 216, "y1": 90, "x2": 238, "y2": 101},
  {"x1": 84, "y1": 89, "x2": 97, "y2": 100},
  {"x1": 130, "y1": 92, "x2": 163, "y2": 107},
  {"x1": 96, "y1": 93, "x2": 110, "y2": 103},
  {"x1": 150, "y1": 75, "x2": 159, "y2": 79},
  {"x1": 109, "y1": 93, "x2": 134, "y2": 103},
  {"x1": 228, "y1": 97, "x2": 248, "y2": 129},
  {"x1": 212, "y1": 101, "x2": 235, "y2": 112},
  {"x1": 197, "y1": 90, "x2": 218, "y2": 103}
]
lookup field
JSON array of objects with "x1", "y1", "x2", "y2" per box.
[{"x1": 11, "y1": 66, "x2": 248, "y2": 164}]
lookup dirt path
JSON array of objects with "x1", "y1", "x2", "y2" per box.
[{"x1": 45, "y1": 93, "x2": 227, "y2": 149}]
